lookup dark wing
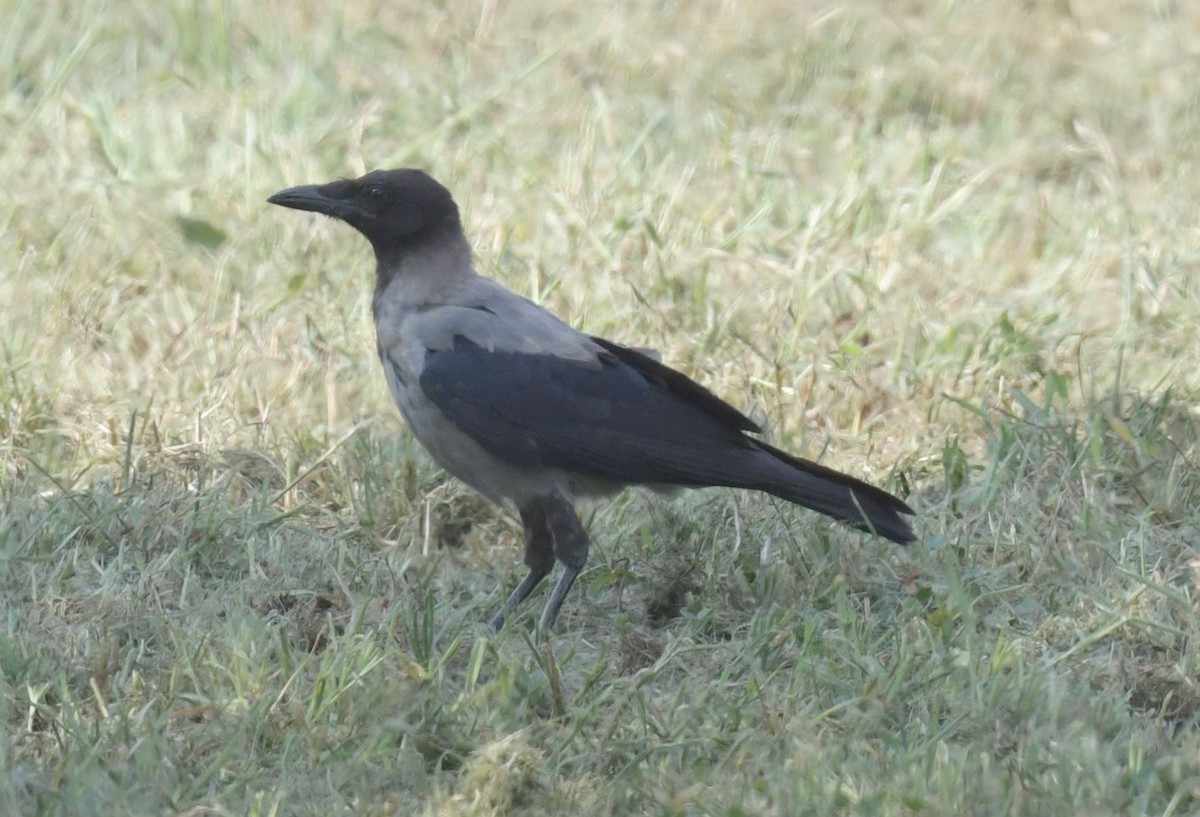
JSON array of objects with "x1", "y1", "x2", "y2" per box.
[
  {"x1": 587, "y1": 337, "x2": 761, "y2": 433},
  {"x1": 413, "y1": 335, "x2": 761, "y2": 486}
]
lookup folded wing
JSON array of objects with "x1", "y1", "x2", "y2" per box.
[{"x1": 418, "y1": 335, "x2": 761, "y2": 486}]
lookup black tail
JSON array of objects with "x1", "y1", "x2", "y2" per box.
[{"x1": 749, "y1": 441, "x2": 915, "y2": 544}]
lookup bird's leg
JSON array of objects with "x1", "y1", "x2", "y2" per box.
[
  {"x1": 489, "y1": 501, "x2": 555, "y2": 629},
  {"x1": 538, "y1": 498, "x2": 590, "y2": 630}
]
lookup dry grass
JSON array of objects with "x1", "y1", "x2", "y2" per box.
[{"x1": 3, "y1": 0, "x2": 1200, "y2": 814}]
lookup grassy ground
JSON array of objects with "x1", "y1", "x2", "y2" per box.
[{"x1": 3, "y1": 0, "x2": 1200, "y2": 814}]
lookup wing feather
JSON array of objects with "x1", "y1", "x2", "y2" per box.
[{"x1": 417, "y1": 336, "x2": 757, "y2": 485}]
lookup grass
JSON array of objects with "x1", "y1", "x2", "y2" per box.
[{"x1": 3, "y1": 0, "x2": 1200, "y2": 814}]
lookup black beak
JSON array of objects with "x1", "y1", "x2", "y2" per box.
[{"x1": 267, "y1": 184, "x2": 348, "y2": 218}]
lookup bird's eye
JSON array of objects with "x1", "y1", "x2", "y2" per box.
[{"x1": 366, "y1": 185, "x2": 384, "y2": 199}]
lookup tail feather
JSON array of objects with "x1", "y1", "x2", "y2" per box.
[{"x1": 749, "y1": 441, "x2": 915, "y2": 544}]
